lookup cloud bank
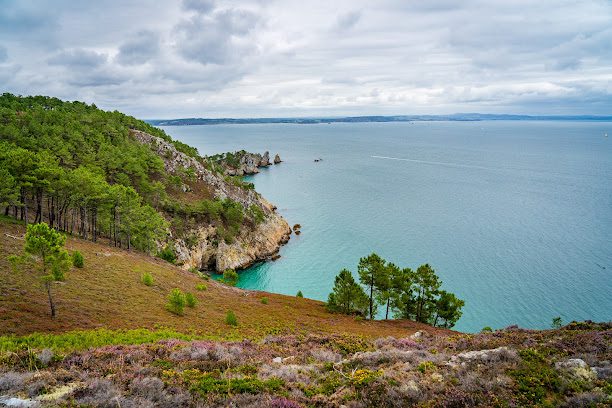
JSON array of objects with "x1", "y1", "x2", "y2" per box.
[{"x1": 0, "y1": 0, "x2": 610, "y2": 118}]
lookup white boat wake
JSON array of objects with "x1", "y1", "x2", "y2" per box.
[{"x1": 370, "y1": 155, "x2": 495, "y2": 171}]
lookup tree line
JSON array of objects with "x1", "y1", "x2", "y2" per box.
[
  {"x1": 327, "y1": 253, "x2": 465, "y2": 328},
  {"x1": 0, "y1": 93, "x2": 263, "y2": 255}
]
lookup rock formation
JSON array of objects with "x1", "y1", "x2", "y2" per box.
[
  {"x1": 131, "y1": 130, "x2": 291, "y2": 272},
  {"x1": 274, "y1": 154, "x2": 282, "y2": 164}
]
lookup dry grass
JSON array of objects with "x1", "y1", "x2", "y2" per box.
[{"x1": 0, "y1": 219, "x2": 449, "y2": 339}]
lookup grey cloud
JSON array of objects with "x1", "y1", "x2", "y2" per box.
[
  {"x1": 0, "y1": 46, "x2": 7, "y2": 63},
  {"x1": 174, "y1": 7, "x2": 260, "y2": 65},
  {"x1": 335, "y1": 11, "x2": 361, "y2": 31},
  {"x1": 1, "y1": 0, "x2": 611, "y2": 117},
  {"x1": 116, "y1": 31, "x2": 160, "y2": 65},
  {"x1": 48, "y1": 49, "x2": 108, "y2": 68},
  {"x1": 182, "y1": 0, "x2": 216, "y2": 14}
]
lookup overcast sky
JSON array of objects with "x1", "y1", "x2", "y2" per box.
[{"x1": 1, "y1": 0, "x2": 611, "y2": 118}]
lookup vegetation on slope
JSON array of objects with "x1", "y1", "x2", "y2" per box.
[
  {"x1": 0, "y1": 218, "x2": 443, "y2": 339},
  {"x1": 0, "y1": 322, "x2": 609, "y2": 407},
  {"x1": 0, "y1": 93, "x2": 269, "y2": 258}
]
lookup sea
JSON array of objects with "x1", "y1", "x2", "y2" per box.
[{"x1": 160, "y1": 121, "x2": 612, "y2": 332}]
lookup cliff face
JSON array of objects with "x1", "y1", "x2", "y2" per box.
[{"x1": 131, "y1": 130, "x2": 291, "y2": 272}]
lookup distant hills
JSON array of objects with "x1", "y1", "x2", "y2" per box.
[{"x1": 148, "y1": 113, "x2": 612, "y2": 126}]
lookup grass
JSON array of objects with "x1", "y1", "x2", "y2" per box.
[
  {"x1": 0, "y1": 328, "x2": 211, "y2": 354},
  {"x1": 0, "y1": 219, "x2": 450, "y2": 340}
]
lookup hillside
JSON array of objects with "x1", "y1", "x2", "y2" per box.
[
  {"x1": 0, "y1": 94, "x2": 290, "y2": 274},
  {"x1": 1, "y1": 218, "x2": 611, "y2": 407},
  {"x1": 0, "y1": 218, "x2": 441, "y2": 339}
]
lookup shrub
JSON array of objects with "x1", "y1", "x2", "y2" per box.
[
  {"x1": 296, "y1": 290, "x2": 304, "y2": 298},
  {"x1": 157, "y1": 245, "x2": 177, "y2": 264},
  {"x1": 222, "y1": 269, "x2": 239, "y2": 286},
  {"x1": 141, "y1": 272, "x2": 154, "y2": 286},
  {"x1": 417, "y1": 361, "x2": 436, "y2": 373},
  {"x1": 185, "y1": 292, "x2": 197, "y2": 308},
  {"x1": 166, "y1": 289, "x2": 186, "y2": 316},
  {"x1": 551, "y1": 316, "x2": 563, "y2": 329},
  {"x1": 509, "y1": 348, "x2": 561, "y2": 405},
  {"x1": 260, "y1": 297, "x2": 268, "y2": 305},
  {"x1": 196, "y1": 283, "x2": 207, "y2": 291},
  {"x1": 481, "y1": 326, "x2": 493, "y2": 333},
  {"x1": 72, "y1": 251, "x2": 84, "y2": 268},
  {"x1": 226, "y1": 310, "x2": 238, "y2": 326}
]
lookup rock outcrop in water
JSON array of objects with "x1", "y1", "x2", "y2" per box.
[
  {"x1": 209, "y1": 150, "x2": 281, "y2": 176},
  {"x1": 132, "y1": 130, "x2": 291, "y2": 272}
]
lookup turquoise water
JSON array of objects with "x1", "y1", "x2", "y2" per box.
[{"x1": 161, "y1": 121, "x2": 612, "y2": 332}]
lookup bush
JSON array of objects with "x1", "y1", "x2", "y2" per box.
[
  {"x1": 72, "y1": 251, "x2": 84, "y2": 268},
  {"x1": 222, "y1": 269, "x2": 239, "y2": 286},
  {"x1": 166, "y1": 289, "x2": 186, "y2": 316},
  {"x1": 551, "y1": 316, "x2": 563, "y2": 329},
  {"x1": 261, "y1": 297, "x2": 268, "y2": 305},
  {"x1": 141, "y1": 272, "x2": 154, "y2": 286},
  {"x1": 481, "y1": 326, "x2": 493, "y2": 333},
  {"x1": 185, "y1": 292, "x2": 197, "y2": 308},
  {"x1": 157, "y1": 245, "x2": 177, "y2": 264},
  {"x1": 417, "y1": 361, "x2": 436, "y2": 373},
  {"x1": 296, "y1": 290, "x2": 304, "y2": 298},
  {"x1": 226, "y1": 310, "x2": 238, "y2": 326},
  {"x1": 196, "y1": 283, "x2": 207, "y2": 291}
]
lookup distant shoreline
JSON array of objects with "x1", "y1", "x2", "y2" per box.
[{"x1": 148, "y1": 114, "x2": 612, "y2": 126}]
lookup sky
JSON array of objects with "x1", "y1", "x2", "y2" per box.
[{"x1": 1, "y1": 0, "x2": 611, "y2": 118}]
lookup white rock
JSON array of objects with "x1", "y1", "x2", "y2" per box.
[
  {"x1": 410, "y1": 331, "x2": 423, "y2": 339},
  {"x1": 272, "y1": 357, "x2": 282, "y2": 363}
]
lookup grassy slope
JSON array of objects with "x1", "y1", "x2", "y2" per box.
[{"x1": 0, "y1": 218, "x2": 449, "y2": 339}]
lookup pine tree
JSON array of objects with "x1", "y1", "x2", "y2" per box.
[{"x1": 327, "y1": 269, "x2": 369, "y2": 316}]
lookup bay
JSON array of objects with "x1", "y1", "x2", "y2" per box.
[{"x1": 161, "y1": 121, "x2": 612, "y2": 332}]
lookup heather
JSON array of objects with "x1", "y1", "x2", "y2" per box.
[{"x1": 0, "y1": 323, "x2": 609, "y2": 407}]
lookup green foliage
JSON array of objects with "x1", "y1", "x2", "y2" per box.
[
  {"x1": 434, "y1": 290, "x2": 465, "y2": 328},
  {"x1": 332, "y1": 253, "x2": 464, "y2": 327},
  {"x1": 327, "y1": 269, "x2": 369, "y2": 316},
  {"x1": 226, "y1": 175, "x2": 256, "y2": 190},
  {"x1": 0, "y1": 328, "x2": 209, "y2": 354},
  {"x1": 157, "y1": 244, "x2": 177, "y2": 264},
  {"x1": 225, "y1": 310, "x2": 238, "y2": 326},
  {"x1": 166, "y1": 288, "x2": 186, "y2": 316},
  {"x1": 260, "y1": 297, "x2": 268, "y2": 305},
  {"x1": 141, "y1": 272, "x2": 154, "y2": 286},
  {"x1": 417, "y1": 361, "x2": 436, "y2": 373},
  {"x1": 18, "y1": 223, "x2": 71, "y2": 317},
  {"x1": 509, "y1": 348, "x2": 560, "y2": 406},
  {"x1": 185, "y1": 292, "x2": 198, "y2": 308},
  {"x1": 196, "y1": 283, "x2": 207, "y2": 291},
  {"x1": 0, "y1": 94, "x2": 178, "y2": 254},
  {"x1": 247, "y1": 204, "x2": 266, "y2": 224},
  {"x1": 182, "y1": 369, "x2": 284, "y2": 396},
  {"x1": 72, "y1": 251, "x2": 84, "y2": 268},
  {"x1": 551, "y1": 316, "x2": 563, "y2": 329},
  {"x1": 296, "y1": 290, "x2": 304, "y2": 298},
  {"x1": 222, "y1": 269, "x2": 239, "y2": 286},
  {"x1": 358, "y1": 253, "x2": 386, "y2": 319},
  {"x1": 481, "y1": 326, "x2": 493, "y2": 333}
]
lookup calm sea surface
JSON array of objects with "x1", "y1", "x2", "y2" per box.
[{"x1": 161, "y1": 121, "x2": 612, "y2": 332}]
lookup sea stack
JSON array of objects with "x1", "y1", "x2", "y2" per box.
[{"x1": 274, "y1": 154, "x2": 282, "y2": 164}]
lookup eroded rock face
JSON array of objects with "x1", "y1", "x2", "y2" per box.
[
  {"x1": 274, "y1": 154, "x2": 282, "y2": 164},
  {"x1": 131, "y1": 130, "x2": 291, "y2": 272},
  {"x1": 216, "y1": 213, "x2": 291, "y2": 271}
]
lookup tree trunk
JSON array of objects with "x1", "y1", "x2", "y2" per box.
[
  {"x1": 369, "y1": 275, "x2": 374, "y2": 320},
  {"x1": 45, "y1": 281, "x2": 56, "y2": 318},
  {"x1": 35, "y1": 188, "x2": 42, "y2": 223},
  {"x1": 385, "y1": 298, "x2": 390, "y2": 320}
]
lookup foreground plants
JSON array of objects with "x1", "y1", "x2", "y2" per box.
[{"x1": 0, "y1": 322, "x2": 609, "y2": 407}]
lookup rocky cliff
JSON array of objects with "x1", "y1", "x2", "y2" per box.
[{"x1": 131, "y1": 130, "x2": 291, "y2": 272}]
